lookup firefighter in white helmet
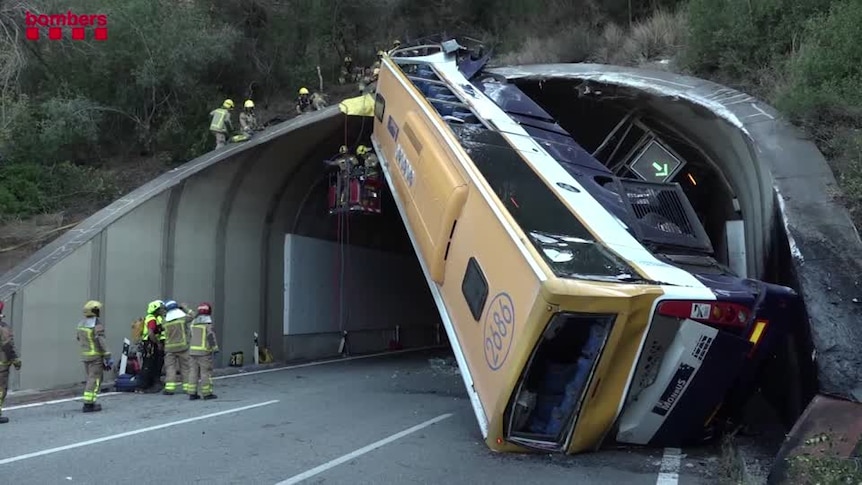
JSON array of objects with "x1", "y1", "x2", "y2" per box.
[
  {"x1": 161, "y1": 300, "x2": 192, "y2": 395},
  {"x1": 77, "y1": 300, "x2": 112, "y2": 413}
]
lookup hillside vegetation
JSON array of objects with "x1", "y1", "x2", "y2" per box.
[{"x1": 1, "y1": 0, "x2": 861, "y2": 248}]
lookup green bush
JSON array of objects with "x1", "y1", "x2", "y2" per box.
[
  {"x1": 681, "y1": 0, "x2": 832, "y2": 89},
  {"x1": 775, "y1": 0, "x2": 862, "y2": 123},
  {"x1": 0, "y1": 162, "x2": 117, "y2": 220}
]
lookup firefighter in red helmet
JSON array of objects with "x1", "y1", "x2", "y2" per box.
[{"x1": 186, "y1": 302, "x2": 219, "y2": 400}]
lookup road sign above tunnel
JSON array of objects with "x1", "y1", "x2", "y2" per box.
[{"x1": 628, "y1": 139, "x2": 686, "y2": 184}]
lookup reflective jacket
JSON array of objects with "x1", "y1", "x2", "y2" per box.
[
  {"x1": 142, "y1": 314, "x2": 165, "y2": 343},
  {"x1": 163, "y1": 309, "x2": 190, "y2": 353},
  {"x1": 76, "y1": 317, "x2": 110, "y2": 362},
  {"x1": 0, "y1": 318, "x2": 18, "y2": 366},
  {"x1": 209, "y1": 108, "x2": 232, "y2": 133},
  {"x1": 189, "y1": 315, "x2": 219, "y2": 356}
]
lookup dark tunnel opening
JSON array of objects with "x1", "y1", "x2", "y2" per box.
[
  {"x1": 282, "y1": 114, "x2": 445, "y2": 358},
  {"x1": 514, "y1": 78, "x2": 738, "y2": 270}
]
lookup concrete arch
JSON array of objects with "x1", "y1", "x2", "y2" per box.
[{"x1": 0, "y1": 107, "x2": 437, "y2": 393}]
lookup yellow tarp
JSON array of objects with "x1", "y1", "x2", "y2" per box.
[{"x1": 338, "y1": 93, "x2": 375, "y2": 117}]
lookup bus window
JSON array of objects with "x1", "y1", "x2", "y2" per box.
[
  {"x1": 461, "y1": 256, "x2": 489, "y2": 321},
  {"x1": 451, "y1": 124, "x2": 638, "y2": 282}
]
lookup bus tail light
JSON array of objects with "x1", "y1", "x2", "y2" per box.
[{"x1": 656, "y1": 300, "x2": 751, "y2": 328}]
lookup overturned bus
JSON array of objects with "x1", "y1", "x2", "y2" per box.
[{"x1": 359, "y1": 36, "x2": 803, "y2": 454}]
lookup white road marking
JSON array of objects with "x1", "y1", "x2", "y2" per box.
[
  {"x1": 0, "y1": 400, "x2": 279, "y2": 465},
  {"x1": 212, "y1": 345, "x2": 444, "y2": 380},
  {"x1": 4, "y1": 346, "x2": 444, "y2": 411},
  {"x1": 656, "y1": 447, "x2": 682, "y2": 485},
  {"x1": 274, "y1": 413, "x2": 453, "y2": 485},
  {"x1": 4, "y1": 392, "x2": 122, "y2": 411}
]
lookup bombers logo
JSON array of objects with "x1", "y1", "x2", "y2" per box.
[{"x1": 24, "y1": 10, "x2": 108, "y2": 41}]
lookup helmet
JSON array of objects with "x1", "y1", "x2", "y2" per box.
[
  {"x1": 356, "y1": 145, "x2": 368, "y2": 156},
  {"x1": 377, "y1": 50, "x2": 384, "y2": 57},
  {"x1": 222, "y1": 99, "x2": 234, "y2": 109},
  {"x1": 147, "y1": 300, "x2": 164, "y2": 315},
  {"x1": 197, "y1": 302, "x2": 212, "y2": 315},
  {"x1": 344, "y1": 55, "x2": 352, "y2": 63},
  {"x1": 393, "y1": 39, "x2": 401, "y2": 46},
  {"x1": 298, "y1": 87, "x2": 309, "y2": 95},
  {"x1": 83, "y1": 300, "x2": 102, "y2": 317},
  {"x1": 164, "y1": 300, "x2": 178, "y2": 311},
  {"x1": 338, "y1": 145, "x2": 348, "y2": 154},
  {"x1": 373, "y1": 68, "x2": 380, "y2": 76},
  {"x1": 244, "y1": 99, "x2": 254, "y2": 109}
]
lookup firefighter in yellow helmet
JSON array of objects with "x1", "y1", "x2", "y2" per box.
[
  {"x1": 77, "y1": 300, "x2": 112, "y2": 413},
  {"x1": 0, "y1": 301, "x2": 20, "y2": 423},
  {"x1": 136, "y1": 300, "x2": 165, "y2": 393},
  {"x1": 356, "y1": 144, "x2": 379, "y2": 177},
  {"x1": 296, "y1": 87, "x2": 312, "y2": 114},
  {"x1": 209, "y1": 99, "x2": 234, "y2": 150},
  {"x1": 339, "y1": 55, "x2": 353, "y2": 85},
  {"x1": 240, "y1": 99, "x2": 259, "y2": 136}
]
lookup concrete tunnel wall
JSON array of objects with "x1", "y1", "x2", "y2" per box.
[
  {"x1": 492, "y1": 64, "x2": 862, "y2": 401},
  {"x1": 0, "y1": 106, "x2": 439, "y2": 393}
]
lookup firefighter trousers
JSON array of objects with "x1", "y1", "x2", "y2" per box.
[
  {"x1": 164, "y1": 349, "x2": 191, "y2": 394},
  {"x1": 187, "y1": 354, "x2": 214, "y2": 396},
  {"x1": 213, "y1": 131, "x2": 226, "y2": 149},
  {"x1": 0, "y1": 364, "x2": 8, "y2": 415},
  {"x1": 82, "y1": 359, "x2": 103, "y2": 404}
]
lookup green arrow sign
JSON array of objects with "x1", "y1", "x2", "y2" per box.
[
  {"x1": 652, "y1": 161, "x2": 669, "y2": 177},
  {"x1": 628, "y1": 140, "x2": 686, "y2": 183}
]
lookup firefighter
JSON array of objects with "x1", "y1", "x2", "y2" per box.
[
  {"x1": 311, "y1": 91, "x2": 327, "y2": 111},
  {"x1": 358, "y1": 67, "x2": 374, "y2": 94},
  {"x1": 209, "y1": 99, "x2": 234, "y2": 149},
  {"x1": 0, "y1": 301, "x2": 20, "y2": 423},
  {"x1": 296, "y1": 87, "x2": 312, "y2": 114},
  {"x1": 77, "y1": 300, "x2": 112, "y2": 413},
  {"x1": 339, "y1": 55, "x2": 353, "y2": 85},
  {"x1": 323, "y1": 145, "x2": 358, "y2": 210},
  {"x1": 356, "y1": 145, "x2": 379, "y2": 178},
  {"x1": 372, "y1": 50, "x2": 385, "y2": 70},
  {"x1": 187, "y1": 302, "x2": 219, "y2": 400},
  {"x1": 136, "y1": 300, "x2": 165, "y2": 393},
  {"x1": 392, "y1": 39, "x2": 401, "y2": 51},
  {"x1": 240, "y1": 99, "x2": 259, "y2": 136},
  {"x1": 161, "y1": 300, "x2": 192, "y2": 395}
]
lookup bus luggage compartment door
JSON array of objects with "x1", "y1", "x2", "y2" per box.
[
  {"x1": 615, "y1": 318, "x2": 751, "y2": 447},
  {"x1": 399, "y1": 111, "x2": 468, "y2": 285}
]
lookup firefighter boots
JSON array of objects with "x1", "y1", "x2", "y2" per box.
[{"x1": 82, "y1": 403, "x2": 102, "y2": 413}]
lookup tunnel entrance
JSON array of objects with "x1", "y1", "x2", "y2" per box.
[
  {"x1": 281, "y1": 120, "x2": 443, "y2": 361},
  {"x1": 515, "y1": 79, "x2": 740, "y2": 275},
  {"x1": 512, "y1": 77, "x2": 818, "y2": 440}
]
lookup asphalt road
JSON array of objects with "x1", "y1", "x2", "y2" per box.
[{"x1": 0, "y1": 349, "x2": 725, "y2": 484}]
